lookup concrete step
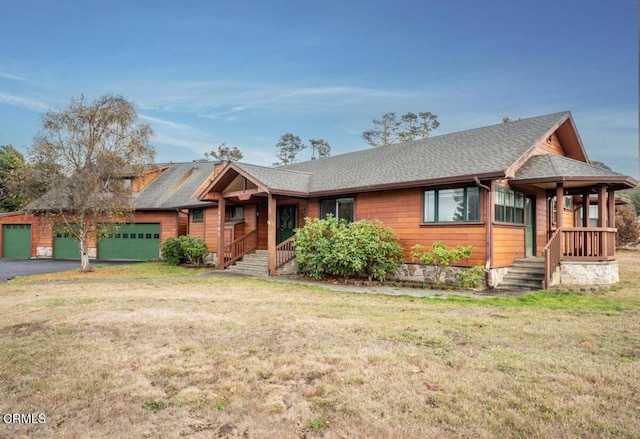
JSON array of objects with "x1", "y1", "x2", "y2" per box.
[{"x1": 497, "y1": 257, "x2": 546, "y2": 291}]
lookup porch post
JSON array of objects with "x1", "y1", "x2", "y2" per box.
[
  {"x1": 217, "y1": 196, "x2": 226, "y2": 269},
  {"x1": 267, "y1": 193, "x2": 276, "y2": 276},
  {"x1": 607, "y1": 187, "x2": 616, "y2": 228},
  {"x1": 597, "y1": 185, "x2": 606, "y2": 227},
  {"x1": 555, "y1": 183, "x2": 564, "y2": 230},
  {"x1": 582, "y1": 190, "x2": 590, "y2": 227}
]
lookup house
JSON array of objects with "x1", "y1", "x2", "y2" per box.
[
  {"x1": 0, "y1": 161, "x2": 222, "y2": 261},
  {"x1": 196, "y1": 111, "x2": 637, "y2": 289},
  {"x1": 1, "y1": 111, "x2": 636, "y2": 290}
]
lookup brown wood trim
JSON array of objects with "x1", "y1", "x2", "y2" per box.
[{"x1": 419, "y1": 222, "x2": 485, "y2": 227}]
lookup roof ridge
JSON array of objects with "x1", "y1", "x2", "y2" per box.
[{"x1": 241, "y1": 162, "x2": 313, "y2": 176}]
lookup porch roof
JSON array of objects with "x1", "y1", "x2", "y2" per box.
[{"x1": 510, "y1": 154, "x2": 638, "y2": 190}]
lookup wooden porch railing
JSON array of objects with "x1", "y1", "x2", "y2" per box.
[
  {"x1": 543, "y1": 229, "x2": 563, "y2": 289},
  {"x1": 222, "y1": 230, "x2": 257, "y2": 269},
  {"x1": 275, "y1": 235, "x2": 296, "y2": 270},
  {"x1": 543, "y1": 227, "x2": 617, "y2": 289}
]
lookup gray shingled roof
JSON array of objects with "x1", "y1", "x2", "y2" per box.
[
  {"x1": 277, "y1": 111, "x2": 571, "y2": 194},
  {"x1": 134, "y1": 162, "x2": 218, "y2": 209},
  {"x1": 514, "y1": 154, "x2": 628, "y2": 180},
  {"x1": 235, "y1": 163, "x2": 312, "y2": 194}
]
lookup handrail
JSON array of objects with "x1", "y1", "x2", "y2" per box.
[
  {"x1": 275, "y1": 235, "x2": 296, "y2": 270},
  {"x1": 222, "y1": 230, "x2": 257, "y2": 269},
  {"x1": 543, "y1": 228, "x2": 563, "y2": 289},
  {"x1": 542, "y1": 227, "x2": 617, "y2": 289}
]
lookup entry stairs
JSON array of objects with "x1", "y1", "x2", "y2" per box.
[{"x1": 496, "y1": 257, "x2": 545, "y2": 292}]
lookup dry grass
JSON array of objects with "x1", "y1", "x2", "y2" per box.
[
  {"x1": 15, "y1": 262, "x2": 211, "y2": 282},
  {"x1": 1, "y1": 255, "x2": 639, "y2": 438}
]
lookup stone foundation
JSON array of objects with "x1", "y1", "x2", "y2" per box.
[
  {"x1": 36, "y1": 246, "x2": 53, "y2": 258},
  {"x1": 487, "y1": 267, "x2": 510, "y2": 288},
  {"x1": 394, "y1": 263, "x2": 486, "y2": 288},
  {"x1": 35, "y1": 246, "x2": 97, "y2": 259},
  {"x1": 556, "y1": 261, "x2": 619, "y2": 289}
]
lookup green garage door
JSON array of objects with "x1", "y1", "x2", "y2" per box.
[
  {"x1": 3, "y1": 224, "x2": 32, "y2": 258},
  {"x1": 54, "y1": 232, "x2": 81, "y2": 259},
  {"x1": 98, "y1": 223, "x2": 160, "y2": 261}
]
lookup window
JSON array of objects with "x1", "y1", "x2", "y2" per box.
[
  {"x1": 320, "y1": 197, "x2": 354, "y2": 222},
  {"x1": 122, "y1": 178, "x2": 133, "y2": 190},
  {"x1": 423, "y1": 187, "x2": 480, "y2": 223},
  {"x1": 564, "y1": 196, "x2": 573, "y2": 210},
  {"x1": 192, "y1": 209, "x2": 204, "y2": 222},
  {"x1": 495, "y1": 186, "x2": 525, "y2": 224},
  {"x1": 227, "y1": 206, "x2": 244, "y2": 220}
]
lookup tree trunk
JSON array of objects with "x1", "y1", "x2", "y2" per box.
[{"x1": 78, "y1": 234, "x2": 92, "y2": 272}]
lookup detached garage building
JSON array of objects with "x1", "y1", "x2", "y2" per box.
[{"x1": 0, "y1": 162, "x2": 220, "y2": 261}]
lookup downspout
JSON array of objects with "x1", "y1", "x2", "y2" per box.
[{"x1": 475, "y1": 177, "x2": 493, "y2": 285}]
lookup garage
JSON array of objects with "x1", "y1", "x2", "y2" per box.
[
  {"x1": 2, "y1": 224, "x2": 32, "y2": 259},
  {"x1": 98, "y1": 223, "x2": 160, "y2": 260},
  {"x1": 53, "y1": 231, "x2": 81, "y2": 259}
]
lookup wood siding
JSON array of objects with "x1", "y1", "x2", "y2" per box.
[
  {"x1": 531, "y1": 132, "x2": 565, "y2": 156},
  {"x1": 352, "y1": 188, "x2": 488, "y2": 266},
  {"x1": 493, "y1": 225, "x2": 526, "y2": 267}
]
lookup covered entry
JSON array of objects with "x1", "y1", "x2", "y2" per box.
[{"x1": 2, "y1": 224, "x2": 32, "y2": 258}]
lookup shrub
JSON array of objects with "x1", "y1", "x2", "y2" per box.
[
  {"x1": 455, "y1": 265, "x2": 487, "y2": 288},
  {"x1": 161, "y1": 235, "x2": 208, "y2": 265},
  {"x1": 161, "y1": 237, "x2": 183, "y2": 265},
  {"x1": 411, "y1": 242, "x2": 473, "y2": 284},
  {"x1": 179, "y1": 235, "x2": 208, "y2": 265},
  {"x1": 294, "y1": 216, "x2": 404, "y2": 281},
  {"x1": 615, "y1": 205, "x2": 640, "y2": 247}
]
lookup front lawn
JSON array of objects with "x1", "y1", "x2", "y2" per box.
[{"x1": 0, "y1": 253, "x2": 638, "y2": 438}]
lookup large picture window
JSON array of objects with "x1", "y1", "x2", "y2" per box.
[
  {"x1": 495, "y1": 186, "x2": 525, "y2": 224},
  {"x1": 423, "y1": 187, "x2": 480, "y2": 223},
  {"x1": 320, "y1": 197, "x2": 354, "y2": 222}
]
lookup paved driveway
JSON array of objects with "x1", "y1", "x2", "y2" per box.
[{"x1": 0, "y1": 259, "x2": 137, "y2": 281}]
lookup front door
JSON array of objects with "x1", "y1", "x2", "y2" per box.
[
  {"x1": 276, "y1": 205, "x2": 297, "y2": 244},
  {"x1": 525, "y1": 196, "x2": 535, "y2": 257}
]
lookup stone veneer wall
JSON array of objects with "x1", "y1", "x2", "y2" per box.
[
  {"x1": 36, "y1": 246, "x2": 97, "y2": 259},
  {"x1": 555, "y1": 261, "x2": 619, "y2": 289},
  {"x1": 394, "y1": 264, "x2": 487, "y2": 288}
]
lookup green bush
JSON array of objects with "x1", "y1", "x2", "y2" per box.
[
  {"x1": 294, "y1": 216, "x2": 404, "y2": 281},
  {"x1": 161, "y1": 237, "x2": 183, "y2": 265},
  {"x1": 455, "y1": 265, "x2": 487, "y2": 288},
  {"x1": 161, "y1": 235, "x2": 208, "y2": 266},
  {"x1": 411, "y1": 242, "x2": 473, "y2": 284}
]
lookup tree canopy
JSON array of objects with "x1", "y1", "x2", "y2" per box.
[
  {"x1": 205, "y1": 143, "x2": 243, "y2": 162},
  {"x1": 274, "y1": 134, "x2": 331, "y2": 165},
  {"x1": 23, "y1": 94, "x2": 155, "y2": 271},
  {"x1": 362, "y1": 111, "x2": 439, "y2": 147},
  {"x1": 0, "y1": 145, "x2": 26, "y2": 212}
]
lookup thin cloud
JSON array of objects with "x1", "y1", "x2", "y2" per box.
[
  {"x1": 0, "y1": 92, "x2": 49, "y2": 111},
  {"x1": 0, "y1": 71, "x2": 29, "y2": 82}
]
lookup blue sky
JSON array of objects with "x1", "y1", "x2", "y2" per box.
[{"x1": 1, "y1": 0, "x2": 638, "y2": 177}]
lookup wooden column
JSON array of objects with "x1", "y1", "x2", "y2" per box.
[
  {"x1": 607, "y1": 187, "x2": 616, "y2": 228},
  {"x1": 555, "y1": 183, "x2": 564, "y2": 230},
  {"x1": 582, "y1": 190, "x2": 590, "y2": 227},
  {"x1": 217, "y1": 196, "x2": 226, "y2": 269},
  {"x1": 267, "y1": 193, "x2": 276, "y2": 276},
  {"x1": 597, "y1": 185, "x2": 606, "y2": 227}
]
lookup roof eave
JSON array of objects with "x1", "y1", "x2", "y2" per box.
[{"x1": 308, "y1": 171, "x2": 506, "y2": 197}]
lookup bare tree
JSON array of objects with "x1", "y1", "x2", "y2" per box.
[{"x1": 25, "y1": 94, "x2": 155, "y2": 272}]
